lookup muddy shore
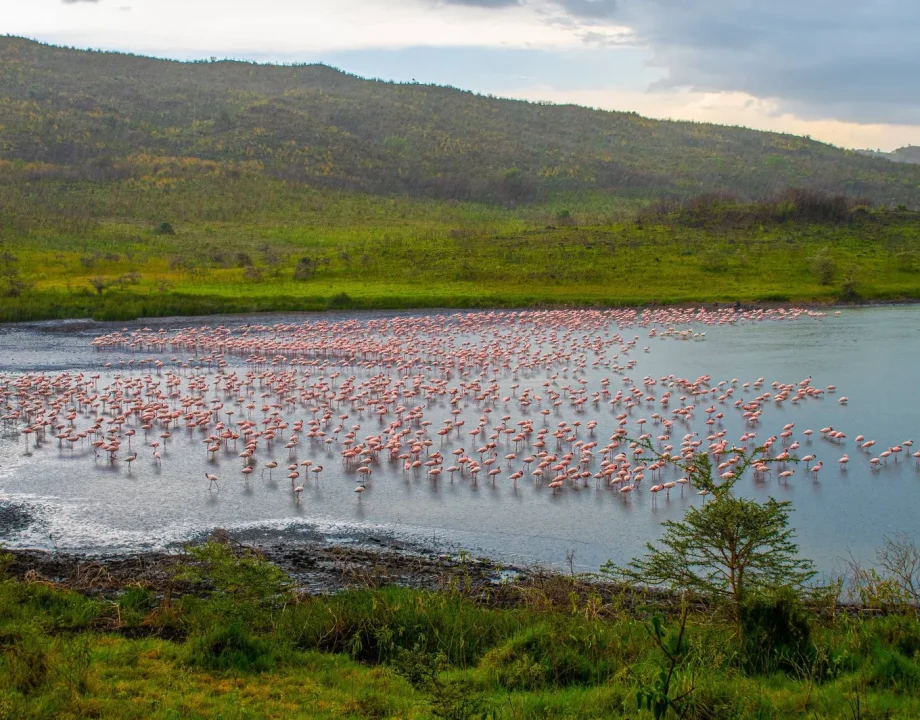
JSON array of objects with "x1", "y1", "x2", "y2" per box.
[
  {"x1": 5, "y1": 534, "x2": 508, "y2": 596},
  {"x1": 2, "y1": 526, "x2": 885, "y2": 620},
  {"x1": 2, "y1": 524, "x2": 692, "y2": 618}
]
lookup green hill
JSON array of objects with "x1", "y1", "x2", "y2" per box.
[
  {"x1": 2, "y1": 37, "x2": 920, "y2": 321},
  {"x1": 2, "y1": 36, "x2": 920, "y2": 206}
]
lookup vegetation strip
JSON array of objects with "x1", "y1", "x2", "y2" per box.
[{"x1": 3, "y1": 193, "x2": 920, "y2": 322}]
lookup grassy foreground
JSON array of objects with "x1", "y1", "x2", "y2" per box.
[
  {"x1": 2, "y1": 181, "x2": 920, "y2": 322},
  {"x1": 2, "y1": 544, "x2": 920, "y2": 719}
]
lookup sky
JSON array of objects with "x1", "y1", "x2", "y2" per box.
[{"x1": 4, "y1": 0, "x2": 920, "y2": 151}]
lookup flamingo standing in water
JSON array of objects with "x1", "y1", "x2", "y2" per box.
[{"x1": 3, "y1": 305, "x2": 911, "y2": 539}]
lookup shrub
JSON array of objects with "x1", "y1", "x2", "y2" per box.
[
  {"x1": 896, "y1": 251, "x2": 917, "y2": 273},
  {"x1": 113, "y1": 272, "x2": 141, "y2": 289},
  {"x1": 480, "y1": 623, "x2": 595, "y2": 689},
  {"x1": 841, "y1": 276, "x2": 860, "y2": 301},
  {"x1": 5, "y1": 634, "x2": 49, "y2": 694},
  {"x1": 118, "y1": 586, "x2": 156, "y2": 627},
  {"x1": 185, "y1": 619, "x2": 277, "y2": 672},
  {"x1": 810, "y1": 250, "x2": 837, "y2": 284},
  {"x1": 243, "y1": 266, "x2": 263, "y2": 282},
  {"x1": 153, "y1": 222, "x2": 176, "y2": 235},
  {"x1": 740, "y1": 587, "x2": 816, "y2": 675},
  {"x1": 326, "y1": 292, "x2": 355, "y2": 310},
  {"x1": 868, "y1": 646, "x2": 920, "y2": 692},
  {"x1": 22, "y1": 583, "x2": 104, "y2": 631},
  {"x1": 174, "y1": 541, "x2": 290, "y2": 608},
  {"x1": 392, "y1": 643, "x2": 493, "y2": 719},
  {"x1": 88, "y1": 277, "x2": 110, "y2": 295},
  {"x1": 293, "y1": 256, "x2": 316, "y2": 281},
  {"x1": 865, "y1": 615, "x2": 920, "y2": 659},
  {"x1": 275, "y1": 586, "x2": 517, "y2": 667}
]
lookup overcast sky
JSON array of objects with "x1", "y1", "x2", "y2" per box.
[{"x1": 5, "y1": 0, "x2": 919, "y2": 150}]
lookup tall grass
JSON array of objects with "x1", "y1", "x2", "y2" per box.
[{"x1": 2, "y1": 544, "x2": 920, "y2": 718}]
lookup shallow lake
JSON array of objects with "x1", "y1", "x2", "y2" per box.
[{"x1": 1, "y1": 305, "x2": 918, "y2": 576}]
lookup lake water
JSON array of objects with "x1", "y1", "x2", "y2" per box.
[{"x1": 1, "y1": 306, "x2": 918, "y2": 576}]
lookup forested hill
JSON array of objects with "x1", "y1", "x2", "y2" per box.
[{"x1": 2, "y1": 36, "x2": 920, "y2": 206}]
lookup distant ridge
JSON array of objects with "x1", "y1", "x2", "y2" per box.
[
  {"x1": 1, "y1": 36, "x2": 919, "y2": 206},
  {"x1": 856, "y1": 146, "x2": 920, "y2": 165}
]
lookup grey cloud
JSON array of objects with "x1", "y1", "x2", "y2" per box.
[
  {"x1": 578, "y1": 29, "x2": 632, "y2": 46},
  {"x1": 618, "y1": 0, "x2": 920, "y2": 125},
  {"x1": 439, "y1": 0, "x2": 920, "y2": 126},
  {"x1": 556, "y1": 0, "x2": 616, "y2": 19}
]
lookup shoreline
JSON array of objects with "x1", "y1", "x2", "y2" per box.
[
  {"x1": 3, "y1": 531, "x2": 634, "y2": 610},
  {"x1": 2, "y1": 533, "x2": 898, "y2": 618},
  {"x1": 2, "y1": 296, "x2": 918, "y2": 329}
]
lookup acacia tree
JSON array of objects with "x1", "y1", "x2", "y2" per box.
[{"x1": 605, "y1": 442, "x2": 815, "y2": 628}]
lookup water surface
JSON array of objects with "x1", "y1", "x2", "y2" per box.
[{"x1": 1, "y1": 306, "x2": 918, "y2": 575}]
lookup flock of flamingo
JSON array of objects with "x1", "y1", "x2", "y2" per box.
[{"x1": 1, "y1": 307, "x2": 917, "y2": 516}]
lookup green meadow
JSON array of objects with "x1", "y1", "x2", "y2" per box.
[{"x1": 3, "y1": 178, "x2": 920, "y2": 322}]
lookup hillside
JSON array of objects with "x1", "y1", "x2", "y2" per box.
[
  {"x1": 2, "y1": 36, "x2": 920, "y2": 206},
  {"x1": 857, "y1": 146, "x2": 920, "y2": 166}
]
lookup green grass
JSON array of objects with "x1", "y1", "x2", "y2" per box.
[
  {"x1": 3, "y1": 181, "x2": 920, "y2": 321},
  {"x1": 3, "y1": 545, "x2": 920, "y2": 719}
]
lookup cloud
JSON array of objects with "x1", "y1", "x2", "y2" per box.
[
  {"x1": 555, "y1": 0, "x2": 616, "y2": 19},
  {"x1": 436, "y1": 0, "x2": 521, "y2": 7},
  {"x1": 609, "y1": 0, "x2": 920, "y2": 125},
  {"x1": 623, "y1": 0, "x2": 920, "y2": 125},
  {"x1": 441, "y1": 0, "x2": 616, "y2": 18},
  {"x1": 61, "y1": 0, "x2": 101, "y2": 4},
  {"x1": 439, "y1": 0, "x2": 920, "y2": 126}
]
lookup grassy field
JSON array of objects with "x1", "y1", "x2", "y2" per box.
[
  {"x1": 3, "y1": 180, "x2": 920, "y2": 322},
  {"x1": 2, "y1": 543, "x2": 920, "y2": 719}
]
